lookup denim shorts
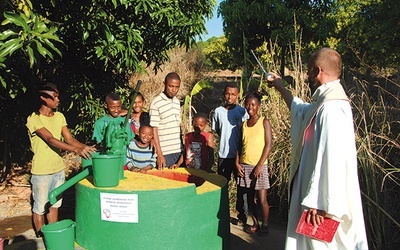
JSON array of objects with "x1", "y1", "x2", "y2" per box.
[
  {"x1": 164, "y1": 152, "x2": 182, "y2": 168},
  {"x1": 31, "y1": 170, "x2": 65, "y2": 214}
]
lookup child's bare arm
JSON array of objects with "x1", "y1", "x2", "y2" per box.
[
  {"x1": 235, "y1": 151, "x2": 244, "y2": 177},
  {"x1": 119, "y1": 109, "x2": 128, "y2": 117},
  {"x1": 170, "y1": 153, "x2": 183, "y2": 169}
]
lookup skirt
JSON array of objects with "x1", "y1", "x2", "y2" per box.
[{"x1": 236, "y1": 163, "x2": 270, "y2": 190}]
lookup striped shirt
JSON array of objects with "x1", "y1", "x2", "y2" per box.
[
  {"x1": 126, "y1": 140, "x2": 156, "y2": 169},
  {"x1": 149, "y1": 92, "x2": 182, "y2": 155}
]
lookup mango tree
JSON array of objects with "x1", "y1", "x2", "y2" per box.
[{"x1": 0, "y1": 0, "x2": 215, "y2": 182}]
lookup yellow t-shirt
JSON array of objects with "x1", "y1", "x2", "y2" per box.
[
  {"x1": 26, "y1": 112, "x2": 67, "y2": 175},
  {"x1": 240, "y1": 117, "x2": 267, "y2": 165}
]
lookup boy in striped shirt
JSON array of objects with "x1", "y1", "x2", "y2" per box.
[
  {"x1": 149, "y1": 72, "x2": 183, "y2": 169},
  {"x1": 125, "y1": 125, "x2": 156, "y2": 173}
]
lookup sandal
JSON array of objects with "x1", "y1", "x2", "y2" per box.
[{"x1": 244, "y1": 224, "x2": 259, "y2": 234}]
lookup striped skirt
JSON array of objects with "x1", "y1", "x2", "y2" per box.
[{"x1": 236, "y1": 163, "x2": 270, "y2": 190}]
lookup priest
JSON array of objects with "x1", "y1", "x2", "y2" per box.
[{"x1": 268, "y1": 48, "x2": 368, "y2": 249}]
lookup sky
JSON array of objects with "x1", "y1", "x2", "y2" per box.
[{"x1": 200, "y1": 0, "x2": 224, "y2": 41}]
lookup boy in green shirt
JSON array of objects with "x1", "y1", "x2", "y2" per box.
[{"x1": 92, "y1": 92, "x2": 134, "y2": 150}]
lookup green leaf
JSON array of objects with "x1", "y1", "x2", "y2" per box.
[
  {"x1": 183, "y1": 95, "x2": 190, "y2": 122},
  {"x1": 83, "y1": 31, "x2": 89, "y2": 41},
  {"x1": 0, "y1": 38, "x2": 23, "y2": 58},
  {"x1": 32, "y1": 27, "x2": 62, "y2": 42},
  {"x1": 27, "y1": 44, "x2": 36, "y2": 68},
  {"x1": 34, "y1": 40, "x2": 49, "y2": 57},
  {"x1": 26, "y1": 0, "x2": 33, "y2": 9},
  {"x1": 111, "y1": 0, "x2": 118, "y2": 8},
  {"x1": 0, "y1": 30, "x2": 18, "y2": 41},
  {"x1": 0, "y1": 76, "x2": 6, "y2": 89},
  {"x1": 1, "y1": 18, "x2": 11, "y2": 25},
  {"x1": 33, "y1": 18, "x2": 47, "y2": 33},
  {"x1": 43, "y1": 39, "x2": 62, "y2": 57},
  {"x1": 3, "y1": 12, "x2": 31, "y2": 32},
  {"x1": 190, "y1": 80, "x2": 212, "y2": 96},
  {"x1": 104, "y1": 27, "x2": 115, "y2": 43},
  {"x1": 9, "y1": 89, "x2": 16, "y2": 99}
]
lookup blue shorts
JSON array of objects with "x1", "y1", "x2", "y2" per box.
[
  {"x1": 31, "y1": 170, "x2": 65, "y2": 214},
  {"x1": 164, "y1": 152, "x2": 182, "y2": 168}
]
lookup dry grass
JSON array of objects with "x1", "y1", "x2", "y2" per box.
[
  {"x1": 346, "y1": 73, "x2": 400, "y2": 249},
  {"x1": 124, "y1": 46, "x2": 208, "y2": 136},
  {"x1": 127, "y1": 47, "x2": 205, "y2": 111}
]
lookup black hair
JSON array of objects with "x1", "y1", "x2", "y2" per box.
[
  {"x1": 38, "y1": 83, "x2": 59, "y2": 100},
  {"x1": 129, "y1": 91, "x2": 145, "y2": 102},
  {"x1": 39, "y1": 83, "x2": 58, "y2": 93},
  {"x1": 245, "y1": 91, "x2": 262, "y2": 104},
  {"x1": 164, "y1": 72, "x2": 181, "y2": 83},
  {"x1": 105, "y1": 92, "x2": 121, "y2": 102},
  {"x1": 193, "y1": 112, "x2": 208, "y2": 121},
  {"x1": 224, "y1": 82, "x2": 239, "y2": 92},
  {"x1": 139, "y1": 124, "x2": 153, "y2": 132}
]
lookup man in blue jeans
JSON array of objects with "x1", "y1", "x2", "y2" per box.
[{"x1": 212, "y1": 82, "x2": 249, "y2": 225}]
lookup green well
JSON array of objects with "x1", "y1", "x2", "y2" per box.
[{"x1": 75, "y1": 168, "x2": 230, "y2": 250}]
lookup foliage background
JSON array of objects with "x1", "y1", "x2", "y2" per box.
[{"x1": 0, "y1": 0, "x2": 399, "y2": 249}]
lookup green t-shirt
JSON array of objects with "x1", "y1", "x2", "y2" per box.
[
  {"x1": 92, "y1": 115, "x2": 134, "y2": 144},
  {"x1": 26, "y1": 112, "x2": 66, "y2": 175}
]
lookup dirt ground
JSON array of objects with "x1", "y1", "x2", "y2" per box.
[{"x1": 0, "y1": 155, "x2": 287, "y2": 249}]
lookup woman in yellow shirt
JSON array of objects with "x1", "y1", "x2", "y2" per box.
[{"x1": 235, "y1": 91, "x2": 273, "y2": 235}]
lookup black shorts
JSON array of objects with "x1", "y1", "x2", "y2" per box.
[{"x1": 217, "y1": 158, "x2": 236, "y2": 182}]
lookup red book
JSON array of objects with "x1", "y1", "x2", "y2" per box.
[{"x1": 295, "y1": 210, "x2": 341, "y2": 243}]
